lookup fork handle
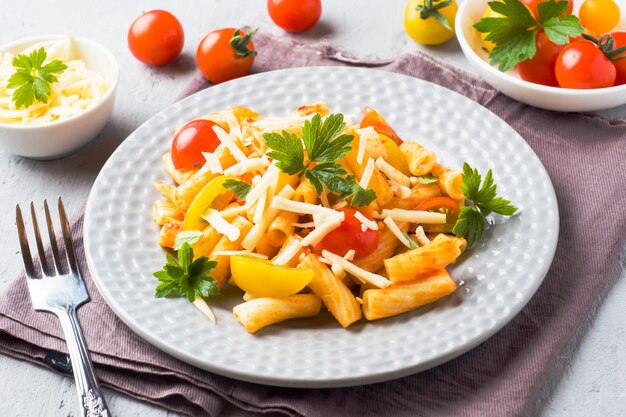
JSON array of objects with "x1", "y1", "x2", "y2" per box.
[{"x1": 56, "y1": 307, "x2": 111, "y2": 417}]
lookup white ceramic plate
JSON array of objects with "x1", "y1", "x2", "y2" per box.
[{"x1": 84, "y1": 66, "x2": 559, "y2": 388}]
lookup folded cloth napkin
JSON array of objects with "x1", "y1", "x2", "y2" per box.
[{"x1": 1, "y1": 31, "x2": 626, "y2": 417}]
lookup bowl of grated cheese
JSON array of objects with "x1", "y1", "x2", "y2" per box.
[{"x1": 0, "y1": 34, "x2": 118, "y2": 159}]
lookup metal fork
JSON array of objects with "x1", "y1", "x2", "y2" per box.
[{"x1": 16, "y1": 198, "x2": 111, "y2": 417}]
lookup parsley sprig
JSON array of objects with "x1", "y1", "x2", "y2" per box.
[
  {"x1": 153, "y1": 243, "x2": 219, "y2": 303},
  {"x1": 474, "y1": 0, "x2": 583, "y2": 71},
  {"x1": 452, "y1": 163, "x2": 518, "y2": 247},
  {"x1": 264, "y1": 113, "x2": 377, "y2": 206},
  {"x1": 224, "y1": 178, "x2": 252, "y2": 201},
  {"x1": 7, "y1": 47, "x2": 67, "y2": 109}
]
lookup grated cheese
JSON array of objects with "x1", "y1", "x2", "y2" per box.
[
  {"x1": 202, "y1": 209, "x2": 240, "y2": 242},
  {"x1": 292, "y1": 221, "x2": 316, "y2": 228},
  {"x1": 253, "y1": 190, "x2": 267, "y2": 224},
  {"x1": 344, "y1": 249, "x2": 356, "y2": 261},
  {"x1": 245, "y1": 164, "x2": 279, "y2": 209},
  {"x1": 321, "y1": 250, "x2": 391, "y2": 288},
  {"x1": 331, "y1": 263, "x2": 346, "y2": 279},
  {"x1": 202, "y1": 152, "x2": 224, "y2": 174},
  {"x1": 223, "y1": 157, "x2": 270, "y2": 176},
  {"x1": 300, "y1": 212, "x2": 345, "y2": 247},
  {"x1": 354, "y1": 211, "x2": 378, "y2": 233},
  {"x1": 414, "y1": 225, "x2": 431, "y2": 246},
  {"x1": 356, "y1": 126, "x2": 377, "y2": 165},
  {"x1": 272, "y1": 237, "x2": 303, "y2": 265},
  {"x1": 375, "y1": 157, "x2": 411, "y2": 187},
  {"x1": 224, "y1": 112, "x2": 242, "y2": 140},
  {"x1": 270, "y1": 197, "x2": 340, "y2": 217},
  {"x1": 192, "y1": 297, "x2": 216, "y2": 324},
  {"x1": 383, "y1": 216, "x2": 413, "y2": 249},
  {"x1": 319, "y1": 187, "x2": 330, "y2": 207},
  {"x1": 376, "y1": 208, "x2": 447, "y2": 224},
  {"x1": 212, "y1": 125, "x2": 247, "y2": 162},
  {"x1": 242, "y1": 185, "x2": 296, "y2": 251},
  {"x1": 359, "y1": 158, "x2": 376, "y2": 189},
  {"x1": 331, "y1": 200, "x2": 348, "y2": 210},
  {"x1": 0, "y1": 35, "x2": 110, "y2": 125}
]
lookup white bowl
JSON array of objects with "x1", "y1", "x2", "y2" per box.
[
  {"x1": 456, "y1": 0, "x2": 626, "y2": 112},
  {"x1": 0, "y1": 35, "x2": 119, "y2": 159}
]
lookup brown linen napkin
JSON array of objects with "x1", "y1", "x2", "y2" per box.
[{"x1": 1, "y1": 31, "x2": 626, "y2": 417}]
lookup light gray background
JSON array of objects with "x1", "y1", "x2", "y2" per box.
[{"x1": 1, "y1": 1, "x2": 625, "y2": 416}]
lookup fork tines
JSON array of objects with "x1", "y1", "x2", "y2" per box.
[{"x1": 16, "y1": 198, "x2": 79, "y2": 279}]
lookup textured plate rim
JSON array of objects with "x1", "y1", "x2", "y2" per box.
[{"x1": 84, "y1": 66, "x2": 559, "y2": 388}]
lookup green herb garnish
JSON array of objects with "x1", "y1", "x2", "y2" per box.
[
  {"x1": 264, "y1": 113, "x2": 377, "y2": 207},
  {"x1": 403, "y1": 231, "x2": 419, "y2": 249},
  {"x1": 452, "y1": 163, "x2": 518, "y2": 246},
  {"x1": 7, "y1": 47, "x2": 67, "y2": 109},
  {"x1": 224, "y1": 178, "x2": 252, "y2": 201},
  {"x1": 153, "y1": 243, "x2": 219, "y2": 303},
  {"x1": 173, "y1": 231, "x2": 203, "y2": 250},
  {"x1": 474, "y1": 0, "x2": 583, "y2": 71},
  {"x1": 414, "y1": 173, "x2": 439, "y2": 184}
]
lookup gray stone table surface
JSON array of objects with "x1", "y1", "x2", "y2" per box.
[{"x1": 0, "y1": 0, "x2": 625, "y2": 416}]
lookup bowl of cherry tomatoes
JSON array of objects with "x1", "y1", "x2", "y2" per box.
[{"x1": 456, "y1": 0, "x2": 626, "y2": 112}]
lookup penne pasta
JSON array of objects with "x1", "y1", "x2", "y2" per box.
[
  {"x1": 233, "y1": 294, "x2": 322, "y2": 333},
  {"x1": 362, "y1": 269, "x2": 457, "y2": 320},
  {"x1": 354, "y1": 222, "x2": 407, "y2": 272},
  {"x1": 400, "y1": 142, "x2": 436, "y2": 176},
  {"x1": 299, "y1": 254, "x2": 362, "y2": 328},
  {"x1": 152, "y1": 200, "x2": 183, "y2": 225}
]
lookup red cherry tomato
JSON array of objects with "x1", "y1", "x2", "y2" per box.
[
  {"x1": 313, "y1": 208, "x2": 381, "y2": 260},
  {"x1": 360, "y1": 106, "x2": 403, "y2": 145},
  {"x1": 171, "y1": 120, "x2": 221, "y2": 169},
  {"x1": 415, "y1": 196, "x2": 461, "y2": 233},
  {"x1": 196, "y1": 28, "x2": 256, "y2": 84},
  {"x1": 128, "y1": 10, "x2": 184, "y2": 66},
  {"x1": 520, "y1": 0, "x2": 573, "y2": 20},
  {"x1": 517, "y1": 31, "x2": 564, "y2": 87},
  {"x1": 610, "y1": 32, "x2": 626, "y2": 85},
  {"x1": 267, "y1": 0, "x2": 322, "y2": 33},
  {"x1": 555, "y1": 40, "x2": 616, "y2": 89}
]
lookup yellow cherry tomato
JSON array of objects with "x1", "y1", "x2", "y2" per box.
[
  {"x1": 480, "y1": 6, "x2": 502, "y2": 53},
  {"x1": 183, "y1": 175, "x2": 235, "y2": 231},
  {"x1": 404, "y1": 0, "x2": 458, "y2": 45},
  {"x1": 230, "y1": 256, "x2": 314, "y2": 297},
  {"x1": 379, "y1": 134, "x2": 411, "y2": 177},
  {"x1": 579, "y1": 0, "x2": 621, "y2": 35}
]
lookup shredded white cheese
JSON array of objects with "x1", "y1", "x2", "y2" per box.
[
  {"x1": 383, "y1": 216, "x2": 413, "y2": 249},
  {"x1": 0, "y1": 35, "x2": 110, "y2": 125},
  {"x1": 319, "y1": 187, "x2": 330, "y2": 208},
  {"x1": 202, "y1": 152, "x2": 224, "y2": 174},
  {"x1": 253, "y1": 190, "x2": 267, "y2": 224},
  {"x1": 270, "y1": 197, "x2": 340, "y2": 218},
  {"x1": 356, "y1": 126, "x2": 377, "y2": 165},
  {"x1": 375, "y1": 157, "x2": 411, "y2": 187},
  {"x1": 359, "y1": 158, "x2": 376, "y2": 189},
  {"x1": 224, "y1": 112, "x2": 242, "y2": 140},
  {"x1": 223, "y1": 157, "x2": 269, "y2": 176},
  {"x1": 331, "y1": 200, "x2": 348, "y2": 210},
  {"x1": 242, "y1": 185, "x2": 296, "y2": 251},
  {"x1": 192, "y1": 297, "x2": 216, "y2": 324},
  {"x1": 354, "y1": 211, "x2": 378, "y2": 232},
  {"x1": 292, "y1": 221, "x2": 316, "y2": 228},
  {"x1": 300, "y1": 212, "x2": 345, "y2": 247},
  {"x1": 331, "y1": 263, "x2": 346, "y2": 279},
  {"x1": 344, "y1": 249, "x2": 356, "y2": 261},
  {"x1": 212, "y1": 125, "x2": 248, "y2": 162},
  {"x1": 272, "y1": 237, "x2": 303, "y2": 265},
  {"x1": 376, "y1": 208, "x2": 447, "y2": 224},
  {"x1": 321, "y1": 250, "x2": 391, "y2": 288},
  {"x1": 202, "y1": 209, "x2": 240, "y2": 242},
  {"x1": 414, "y1": 225, "x2": 431, "y2": 246},
  {"x1": 245, "y1": 164, "x2": 279, "y2": 209}
]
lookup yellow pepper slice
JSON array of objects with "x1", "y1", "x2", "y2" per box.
[
  {"x1": 230, "y1": 255, "x2": 314, "y2": 297},
  {"x1": 379, "y1": 134, "x2": 411, "y2": 177},
  {"x1": 183, "y1": 175, "x2": 236, "y2": 231}
]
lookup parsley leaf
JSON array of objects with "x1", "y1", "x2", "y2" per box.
[
  {"x1": 7, "y1": 47, "x2": 67, "y2": 109},
  {"x1": 474, "y1": 0, "x2": 583, "y2": 71},
  {"x1": 403, "y1": 231, "x2": 419, "y2": 249},
  {"x1": 153, "y1": 243, "x2": 219, "y2": 303},
  {"x1": 264, "y1": 130, "x2": 305, "y2": 175},
  {"x1": 414, "y1": 173, "x2": 439, "y2": 184},
  {"x1": 173, "y1": 231, "x2": 203, "y2": 250},
  {"x1": 223, "y1": 178, "x2": 252, "y2": 200},
  {"x1": 264, "y1": 112, "x2": 377, "y2": 206},
  {"x1": 452, "y1": 162, "x2": 518, "y2": 246}
]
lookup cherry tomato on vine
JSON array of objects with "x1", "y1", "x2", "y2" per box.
[
  {"x1": 196, "y1": 28, "x2": 257, "y2": 84},
  {"x1": 517, "y1": 30, "x2": 564, "y2": 87},
  {"x1": 267, "y1": 0, "x2": 322, "y2": 33},
  {"x1": 555, "y1": 39, "x2": 616, "y2": 89},
  {"x1": 520, "y1": 0, "x2": 573, "y2": 20},
  {"x1": 171, "y1": 119, "x2": 221, "y2": 169},
  {"x1": 404, "y1": 0, "x2": 458, "y2": 46},
  {"x1": 610, "y1": 32, "x2": 626, "y2": 85},
  {"x1": 128, "y1": 10, "x2": 184, "y2": 66},
  {"x1": 313, "y1": 208, "x2": 381, "y2": 260},
  {"x1": 416, "y1": 196, "x2": 460, "y2": 232},
  {"x1": 579, "y1": 0, "x2": 620, "y2": 35}
]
